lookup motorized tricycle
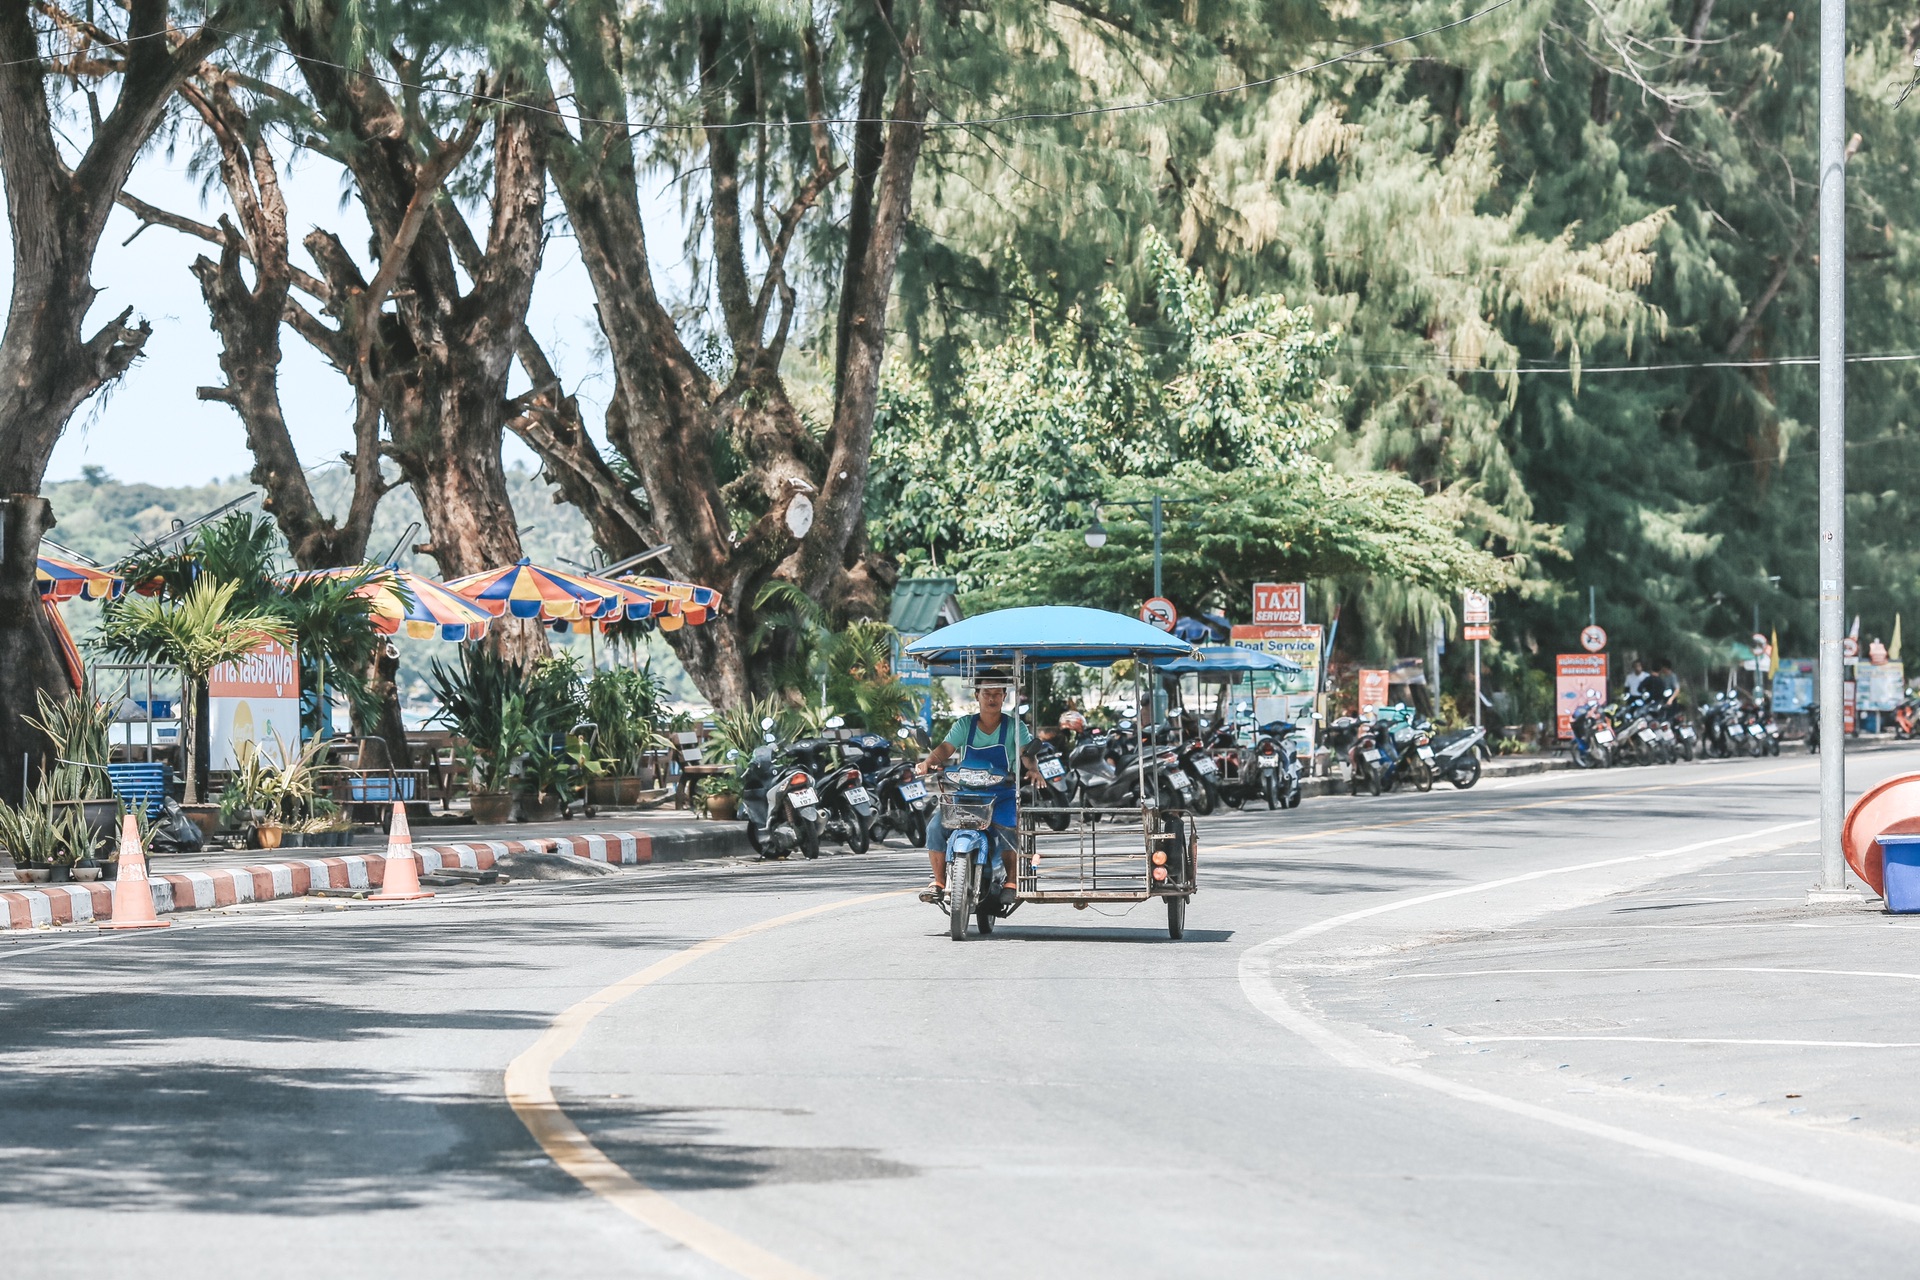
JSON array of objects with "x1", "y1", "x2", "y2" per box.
[{"x1": 905, "y1": 606, "x2": 1201, "y2": 940}]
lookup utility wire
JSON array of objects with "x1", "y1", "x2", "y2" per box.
[
  {"x1": 17, "y1": 0, "x2": 1523, "y2": 134},
  {"x1": 1337, "y1": 350, "x2": 1920, "y2": 376}
]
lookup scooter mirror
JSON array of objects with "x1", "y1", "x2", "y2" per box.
[
  {"x1": 825, "y1": 715, "x2": 845, "y2": 729},
  {"x1": 897, "y1": 726, "x2": 912, "y2": 738},
  {"x1": 727, "y1": 749, "x2": 741, "y2": 760},
  {"x1": 763, "y1": 732, "x2": 777, "y2": 743},
  {"x1": 760, "y1": 716, "x2": 776, "y2": 730},
  {"x1": 1017, "y1": 703, "x2": 1031, "y2": 716}
]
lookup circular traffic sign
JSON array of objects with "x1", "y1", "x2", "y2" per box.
[
  {"x1": 1580, "y1": 624, "x2": 1607, "y2": 653},
  {"x1": 1844, "y1": 635, "x2": 1860, "y2": 660},
  {"x1": 1139, "y1": 597, "x2": 1178, "y2": 632}
]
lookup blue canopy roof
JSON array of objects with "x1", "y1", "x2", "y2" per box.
[
  {"x1": 1158, "y1": 645, "x2": 1303, "y2": 675},
  {"x1": 904, "y1": 606, "x2": 1195, "y2": 669}
]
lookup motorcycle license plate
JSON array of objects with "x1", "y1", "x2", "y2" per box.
[
  {"x1": 1039, "y1": 758, "x2": 1066, "y2": 779},
  {"x1": 1595, "y1": 727, "x2": 1615, "y2": 744},
  {"x1": 1361, "y1": 748, "x2": 1382, "y2": 763},
  {"x1": 1417, "y1": 747, "x2": 1434, "y2": 762},
  {"x1": 1260, "y1": 760, "x2": 1278, "y2": 771},
  {"x1": 790, "y1": 787, "x2": 819, "y2": 809},
  {"x1": 899, "y1": 781, "x2": 927, "y2": 802},
  {"x1": 1194, "y1": 757, "x2": 1218, "y2": 776},
  {"x1": 846, "y1": 787, "x2": 872, "y2": 806}
]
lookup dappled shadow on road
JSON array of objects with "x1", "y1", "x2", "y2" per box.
[
  {"x1": 0, "y1": 1061, "x2": 574, "y2": 1214},
  {"x1": 563, "y1": 1099, "x2": 916, "y2": 1191}
]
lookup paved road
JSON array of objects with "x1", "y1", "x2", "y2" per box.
[{"x1": 7, "y1": 748, "x2": 1920, "y2": 1277}]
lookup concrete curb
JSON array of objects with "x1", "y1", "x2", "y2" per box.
[
  {"x1": 1300, "y1": 753, "x2": 1572, "y2": 799},
  {"x1": 0, "y1": 820, "x2": 754, "y2": 931}
]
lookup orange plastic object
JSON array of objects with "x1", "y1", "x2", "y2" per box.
[
  {"x1": 368, "y1": 801, "x2": 433, "y2": 902},
  {"x1": 1841, "y1": 772, "x2": 1920, "y2": 898},
  {"x1": 101, "y1": 813, "x2": 171, "y2": 930}
]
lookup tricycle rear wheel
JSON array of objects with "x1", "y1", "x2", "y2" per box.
[{"x1": 1166, "y1": 895, "x2": 1185, "y2": 939}]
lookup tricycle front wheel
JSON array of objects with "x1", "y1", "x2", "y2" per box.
[
  {"x1": 947, "y1": 855, "x2": 973, "y2": 941},
  {"x1": 1166, "y1": 895, "x2": 1186, "y2": 940}
]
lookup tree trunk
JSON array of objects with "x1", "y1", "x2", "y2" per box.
[
  {"x1": 520, "y1": 1, "x2": 925, "y2": 708},
  {"x1": 0, "y1": 3, "x2": 227, "y2": 802},
  {"x1": 0, "y1": 498, "x2": 73, "y2": 804}
]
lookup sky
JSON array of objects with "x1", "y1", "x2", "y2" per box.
[{"x1": 7, "y1": 133, "x2": 692, "y2": 490}]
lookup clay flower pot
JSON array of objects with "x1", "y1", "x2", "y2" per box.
[{"x1": 705, "y1": 793, "x2": 740, "y2": 821}]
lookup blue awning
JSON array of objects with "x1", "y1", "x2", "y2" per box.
[
  {"x1": 1158, "y1": 645, "x2": 1303, "y2": 675},
  {"x1": 904, "y1": 606, "x2": 1196, "y2": 669}
]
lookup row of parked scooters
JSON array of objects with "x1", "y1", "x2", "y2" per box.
[
  {"x1": 1324, "y1": 704, "x2": 1490, "y2": 796},
  {"x1": 732, "y1": 710, "x2": 1312, "y2": 860},
  {"x1": 1567, "y1": 688, "x2": 1785, "y2": 767}
]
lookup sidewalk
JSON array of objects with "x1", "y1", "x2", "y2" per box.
[{"x1": 0, "y1": 808, "x2": 753, "y2": 931}]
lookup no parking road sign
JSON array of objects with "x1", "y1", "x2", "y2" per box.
[
  {"x1": 1139, "y1": 597, "x2": 1178, "y2": 632},
  {"x1": 1580, "y1": 624, "x2": 1607, "y2": 653}
]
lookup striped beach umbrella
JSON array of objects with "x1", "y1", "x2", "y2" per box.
[
  {"x1": 444, "y1": 558, "x2": 624, "y2": 623},
  {"x1": 618, "y1": 575, "x2": 720, "y2": 630},
  {"x1": 36, "y1": 551, "x2": 126, "y2": 602},
  {"x1": 284, "y1": 565, "x2": 493, "y2": 642}
]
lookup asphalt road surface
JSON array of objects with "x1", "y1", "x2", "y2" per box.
[{"x1": 8, "y1": 747, "x2": 1920, "y2": 1278}]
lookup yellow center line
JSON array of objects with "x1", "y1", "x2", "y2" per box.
[
  {"x1": 504, "y1": 889, "x2": 910, "y2": 1280},
  {"x1": 1204, "y1": 761, "x2": 1813, "y2": 852}
]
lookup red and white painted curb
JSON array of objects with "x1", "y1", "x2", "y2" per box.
[{"x1": 0, "y1": 828, "x2": 662, "y2": 931}]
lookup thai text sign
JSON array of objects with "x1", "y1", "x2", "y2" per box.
[
  {"x1": 207, "y1": 639, "x2": 300, "y2": 769},
  {"x1": 1555, "y1": 653, "x2": 1608, "y2": 740},
  {"x1": 1357, "y1": 668, "x2": 1391, "y2": 717}
]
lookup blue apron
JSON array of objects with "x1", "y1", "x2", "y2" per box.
[{"x1": 959, "y1": 714, "x2": 1018, "y2": 827}]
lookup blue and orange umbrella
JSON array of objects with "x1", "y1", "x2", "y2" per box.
[
  {"x1": 36, "y1": 551, "x2": 126, "y2": 602},
  {"x1": 444, "y1": 558, "x2": 625, "y2": 623},
  {"x1": 617, "y1": 575, "x2": 720, "y2": 631},
  {"x1": 284, "y1": 565, "x2": 493, "y2": 642}
]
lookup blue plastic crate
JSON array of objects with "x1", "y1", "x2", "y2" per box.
[
  {"x1": 348, "y1": 776, "x2": 416, "y2": 803},
  {"x1": 1881, "y1": 832, "x2": 1920, "y2": 913},
  {"x1": 106, "y1": 763, "x2": 170, "y2": 820}
]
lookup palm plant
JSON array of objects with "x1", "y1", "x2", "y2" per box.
[
  {"x1": 279, "y1": 568, "x2": 384, "y2": 737},
  {"x1": 97, "y1": 578, "x2": 294, "y2": 803}
]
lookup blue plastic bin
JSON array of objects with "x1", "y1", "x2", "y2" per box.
[
  {"x1": 1879, "y1": 832, "x2": 1920, "y2": 913},
  {"x1": 348, "y1": 776, "x2": 416, "y2": 803}
]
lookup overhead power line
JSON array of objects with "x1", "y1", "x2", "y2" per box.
[
  {"x1": 1339, "y1": 349, "x2": 1920, "y2": 376},
  {"x1": 17, "y1": 0, "x2": 1524, "y2": 134}
]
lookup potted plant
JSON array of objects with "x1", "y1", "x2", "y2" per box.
[{"x1": 700, "y1": 773, "x2": 743, "y2": 821}]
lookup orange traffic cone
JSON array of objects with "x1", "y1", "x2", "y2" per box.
[
  {"x1": 101, "y1": 813, "x2": 171, "y2": 930},
  {"x1": 369, "y1": 800, "x2": 432, "y2": 902}
]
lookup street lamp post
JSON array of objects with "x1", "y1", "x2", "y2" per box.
[
  {"x1": 1084, "y1": 492, "x2": 1195, "y2": 603},
  {"x1": 1814, "y1": 0, "x2": 1854, "y2": 900}
]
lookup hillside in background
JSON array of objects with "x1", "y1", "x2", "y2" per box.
[{"x1": 44, "y1": 464, "x2": 706, "y2": 713}]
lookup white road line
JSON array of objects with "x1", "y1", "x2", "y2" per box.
[
  {"x1": 1237, "y1": 817, "x2": 1920, "y2": 1228},
  {"x1": 1453, "y1": 1036, "x2": 1920, "y2": 1048},
  {"x1": 1392, "y1": 966, "x2": 1920, "y2": 983}
]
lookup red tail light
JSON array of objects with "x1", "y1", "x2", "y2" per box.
[
  {"x1": 789, "y1": 773, "x2": 809, "y2": 788},
  {"x1": 843, "y1": 768, "x2": 861, "y2": 785}
]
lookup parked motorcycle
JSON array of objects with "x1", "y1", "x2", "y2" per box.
[
  {"x1": 1570, "y1": 701, "x2": 1614, "y2": 768},
  {"x1": 1430, "y1": 725, "x2": 1489, "y2": 788},
  {"x1": 784, "y1": 718, "x2": 875, "y2": 853},
  {"x1": 1023, "y1": 732, "x2": 1076, "y2": 831},
  {"x1": 1067, "y1": 720, "x2": 1143, "y2": 811},
  {"x1": 851, "y1": 724, "x2": 931, "y2": 847},
  {"x1": 1252, "y1": 720, "x2": 1305, "y2": 808},
  {"x1": 739, "y1": 718, "x2": 824, "y2": 859}
]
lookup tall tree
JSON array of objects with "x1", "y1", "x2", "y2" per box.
[
  {"x1": 503, "y1": 0, "x2": 933, "y2": 706},
  {"x1": 0, "y1": 1, "x2": 228, "y2": 803}
]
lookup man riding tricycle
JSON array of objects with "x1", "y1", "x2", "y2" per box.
[{"x1": 904, "y1": 606, "x2": 1201, "y2": 941}]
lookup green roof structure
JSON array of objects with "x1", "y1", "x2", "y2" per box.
[{"x1": 889, "y1": 577, "x2": 961, "y2": 637}]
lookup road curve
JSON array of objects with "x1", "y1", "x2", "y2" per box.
[{"x1": 6, "y1": 749, "x2": 1920, "y2": 1278}]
